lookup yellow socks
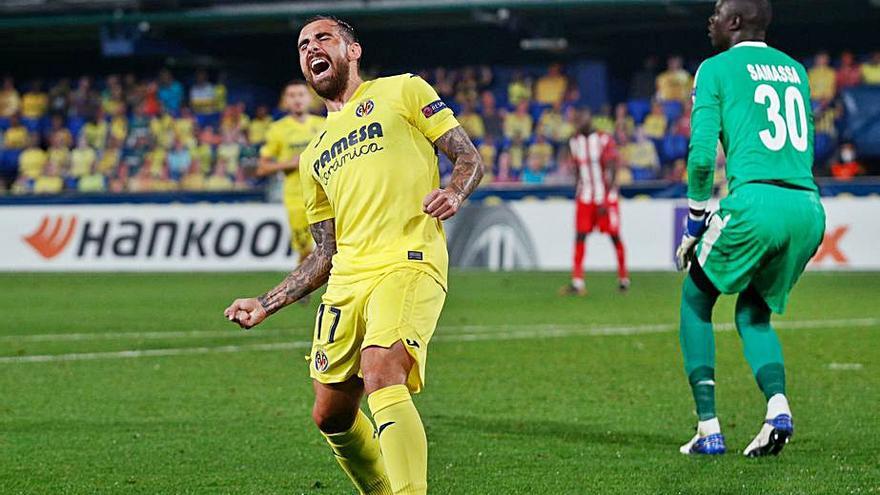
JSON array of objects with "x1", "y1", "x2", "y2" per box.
[
  {"x1": 367, "y1": 385, "x2": 428, "y2": 495},
  {"x1": 322, "y1": 409, "x2": 392, "y2": 495}
]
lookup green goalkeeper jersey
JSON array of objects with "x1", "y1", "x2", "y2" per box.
[{"x1": 688, "y1": 41, "x2": 817, "y2": 205}]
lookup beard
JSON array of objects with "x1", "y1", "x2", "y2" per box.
[{"x1": 310, "y1": 61, "x2": 350, "y2": 101}]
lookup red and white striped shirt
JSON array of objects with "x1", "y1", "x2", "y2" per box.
[{"x1": 569, "y1": 131, "x2": 619, "y2": 204}]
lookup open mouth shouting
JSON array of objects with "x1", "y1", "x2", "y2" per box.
[{"x1": 310, "y1": 55, "x2": 332, "y2": 79}]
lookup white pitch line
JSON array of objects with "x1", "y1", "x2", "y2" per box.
[
  {"x1": 2, "y1": 317, "x2": 878, "y2": 344},
  {"x1": 0, "y1": 317, "x2": 876, "y2": 365}
]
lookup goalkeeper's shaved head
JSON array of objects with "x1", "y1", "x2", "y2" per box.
[{"x1": 708, "y1": 0, "x2": 773, "y2": 51}]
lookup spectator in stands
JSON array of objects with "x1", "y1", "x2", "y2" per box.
[
  {"x1": 146, "y1": 143, "x2": 167, "y2": 176},
  {"x1": 0, "y1": 77, "x2": 20, "y2": 118},
  {"x1": 862, "y1": 52, "x2": 880, "y2": 85},
  {"x1": 507, "y1": 70, "x2": 532, "y2": 106},
  {"x1": 109, "y1": 106, "x2": 128, "y2": 145},
  {"x1": 477, "y1": 135, "x2": 497, "y2": 184},
  {"x1": 477, "y1": 65, "x2": 494, "y2": 92},
  {"x1": 537, "y1": 102, "x2": 564, "y2": 142},
  {"x1": 128, "y1": 104, "x2": 151, "y2": 144},
  {"x1": 502, "y1": 134, "x2": 526, "y2": 177},
  {"x1": 455, "y1": 67, "x2": 480, "y2": 106},
  {"x1": 214, "y1": 71, "x2": 228, "y2": 113},
  {"x1": 3, "y1": 115, "x2": 29, "y2": 150},
  {"x1": 82, "y1": 110, "x2": 108, "y2": 150},
  {"x1": 151, "y1": 107, "x2": 175, "y2": 149},
  {"x1": 167, "y1": 138, "x2": 192, "y2": 180},
  {"x1": 247, "y1": 105, "x2": 271, "y2": 145},
  {"x1": 45, "y1": 114, "x2": 73, "y2": 149},
  {"x1": 672, "y1": 100, "x2": 692, "y2": 138},
  {"x1": 33, "y1": 160, "x2": 63, "y2": 194},
  {"x1": 98, "y1": 138, "x2": 121, "y2": 175},
  {"x1": 217, "y1": 131, "x2": 241, "y2": 174},
  {"x1": 143, "y1": 81, "x2": 161, "y2": 116},
  {"x1": 175, "y1": 107, "x2": 197, "y2": 146},
  {"x1": 535, "y1": 63, "x2": 568, "y2": 105},
  {"x1": 190, "y1": 69, "x2": 217, "y2": 116},
  {"x1": 809, "y1": 51, "x2": 837, "y2": 103},
  {"x1": 18, "y1": 133, "x2": 47, "y2": 180},
  {"x1": 77, "y1": 160, "x2": 107, "y2": 193},
  {"x1": 46, "y1": 133, "x2": 71, "y2": 172},
  {"x1": 836, "y1": 51, "x2": 863, "y2": 90},
  {"x1": 205, "y1": 158, "x2": 234, "y2": 191},
  {"x1": 630, "y1": 56, "x2": 658, "y2": 100},
  {"x1": 70, "y1": 134, "x2": 97, "y2": 178},
  {"x1": 655, "y1": 55, "x2": 693, "y2": 103},
  {"x1": 107, "y1": 163, "x2": 128, "y2": 192},
  {"x1": 48, "y1": 78, "x2": 71, "y2": 116},
  {"x1": 642, "y1": 102, "x2": 668, "y2": 139},
  {"x1": 127, "y1": 159, "x2": 154, "y2": 192},
  {"x1": 193, "y1": 130, "x2": 215, "y2": 173},
  {"x1": 592, "y1": 105, "x2": 614, "y2": 134},
  {"x1": 830, "y1": 142, "x2": 865, "y2": 180},
  {"x1": 121, "y1": 135, "x2": 148, "y2": 170},
  {"x1": 614, "y1": 103, "x2": 635, "y2": 141},
  {"x1": 622, "y1": 127, "x2": 660, "y2": 180},
  {"x1": 20, "y1": 80, "x2": 48, "y2": 120},
  {"x1": 180, "y1": 159, "x2": 206, "y2": 190},
  {"x1": 221, "y1": 102, "x2": 250, "y2": 138},
  {"x1": 521, "y1": 153, "x2": 547, "y2": 184},
  {"x1": 150, "y1": 163, "x2": 177, "y2": 192},
  {"x1": 504, "y1": 101, "x2": 533, "y2": 140},
  {"x1": 433, "y1": 68, "x2": 454, "y2": 100},
  {"x1": 70, "y1": 76, "x2": 99, "y2": 118},
  {"x1": 480, "y1": 91, "x2": 504, "y2": 140},
  {"x1": 557, "y1": 106, "x2": 578, "y2": 143},
  {"x1": 458, "y1": 101, "x2": 485, "y2": 140},
  {"x1": 528, "y1": 133, "x2": 554, "y2": 171},
  {"x1": 102, "y1": 80, "x2": 125, "y2": 117},
  {"x1": 123, "y1": 73, "x2": 144, "y2": 110},
  {"x1": 157, "y1": 69, "x2": 184, "y2": 115}
]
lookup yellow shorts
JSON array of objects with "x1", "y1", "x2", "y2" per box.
[
  {"x1": 284, "y1": 200, "x2": 312, "y2": 257},
  {"x1": 307, "y1": 268, "x2": 446, "y2": 393}
]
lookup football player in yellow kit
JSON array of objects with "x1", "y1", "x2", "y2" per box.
[
  {"x1": 256, "y1": 81, "x2": 324, "y2": 260},
  {"x1": 224, "y1": 16, "x2": 483, "y2": 495}
]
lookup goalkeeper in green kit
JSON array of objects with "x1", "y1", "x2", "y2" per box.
[{"x1": 676, "y1": 0, "x2": 825, "y2": 456}]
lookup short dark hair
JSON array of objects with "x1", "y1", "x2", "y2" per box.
[{"x1": 302, "y1": 15, "x2": 358, "y2": 43}]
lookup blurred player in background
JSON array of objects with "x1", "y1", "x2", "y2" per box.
[
  {"x1": 560, "y1": 114, "x2": 629, "y2": 296},
  {"x1": 256, "y1": 81, "x2": 324, "y2": 262},
  {"x1": 676, "y1": 0, "x2": 825, "y2": 456},
  {"x1": 225, "y1": 15, "x2": 483, "y2": 495}
]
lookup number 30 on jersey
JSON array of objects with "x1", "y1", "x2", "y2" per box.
[{"x1": 753, "y1": 84, "x2": 809, "y2": 152}]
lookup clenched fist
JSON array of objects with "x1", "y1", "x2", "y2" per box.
[
  {"x1": 423, "y1": 188, "x2": 463, "y2": 220},
  {"x1": 224, "y1": 298, "x2": 268, "y2": 330}
]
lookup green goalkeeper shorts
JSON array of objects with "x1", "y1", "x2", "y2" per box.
[{"x1": 695, "y1": 182, "x2": 826, "y2": 314}]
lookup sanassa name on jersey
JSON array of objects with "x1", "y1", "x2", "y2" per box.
[
  {"x1": 746, "y1": 64, "x2": 803, "y2": 84},
  {"x1": 311, "y1": 122, "x2": 385, "y2": 184},
  {"x1": 421, "y1": 99, "x2": 447, "y2": 118}
]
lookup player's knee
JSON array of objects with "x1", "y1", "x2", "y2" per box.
[
  {"x1": 311, "y1": 402, "x2": 357, "y2": 434},
  {"x1": 576, "y1": 233, "x2": 587, "y2": 242},
  {"x1": 361, "y1": 343, "x2": 412, "y2": 395}
]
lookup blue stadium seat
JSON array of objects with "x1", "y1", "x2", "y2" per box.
[
  {"x1": 196, "y1": 112, "x2": 221, "y2": 130},
  {"x1": 630, "y1": 166, "x2": 659, "y2": 181},
  {"x1": 627, "y1": 98, "x2": 651, "y2": 124},
  {"x1": 67, "y1": 116, "x2": 86, "y2": 138},
  {"x1": 814, "y1": 132, "x2": 836, "y2": 164},
  {"x1": 661, "y1": 100, "x2": 684, "y2": 122},
  {"x1": 0, "y1": 117, "x2": 9, "y2": 131},
  {"x1": 22, "y1": 117, "x2": 41, "y2": 133},
  {"x1": 529, "y1": 103, "x2": 551, "y2": 124},
  {"x1": 662, "y1": 135, "x2": 689, "y2": 162}
]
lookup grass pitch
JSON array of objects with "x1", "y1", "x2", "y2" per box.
[{"x1": 1, "y1": 271, "x2": 878, "y2": 494}]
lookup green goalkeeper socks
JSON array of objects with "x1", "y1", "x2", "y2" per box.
[
  {"x1": 735, "y1": 287, "x2": 786, "y2": 400},
  {"x1": 680, "y1": 275, "x2": 719, "y2": 420}
]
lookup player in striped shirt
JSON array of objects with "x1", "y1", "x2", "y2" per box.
[{"x1": 560, "y1": 116, "x2": 630, "y2": 296}]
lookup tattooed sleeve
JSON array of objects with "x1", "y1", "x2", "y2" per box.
[
  {"x1": 434, "y1": 126, "x2": 483, "y2": 201},
  {"x1": 257, "y1": 218, "x2": 336, "y2": 315}
]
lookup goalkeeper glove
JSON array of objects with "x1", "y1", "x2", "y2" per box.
[{"x1": 675, "y1": 209, "x2": 710, "y2": 271}]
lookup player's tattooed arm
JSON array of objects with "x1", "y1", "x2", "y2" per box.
[
  {"x1": 423, "y1": 126, "x2": 484, "y2": 220},
  {"x1": 257, "y1": 218, "x2": 336, "y2": 315}
]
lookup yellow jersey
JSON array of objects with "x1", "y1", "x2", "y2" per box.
[
  {"x1": 260, "y1": 114, "x2": 324, "y2": 203},
  {"x1": 300, "y1": 74, "x2": 459, "y2": 288}
]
